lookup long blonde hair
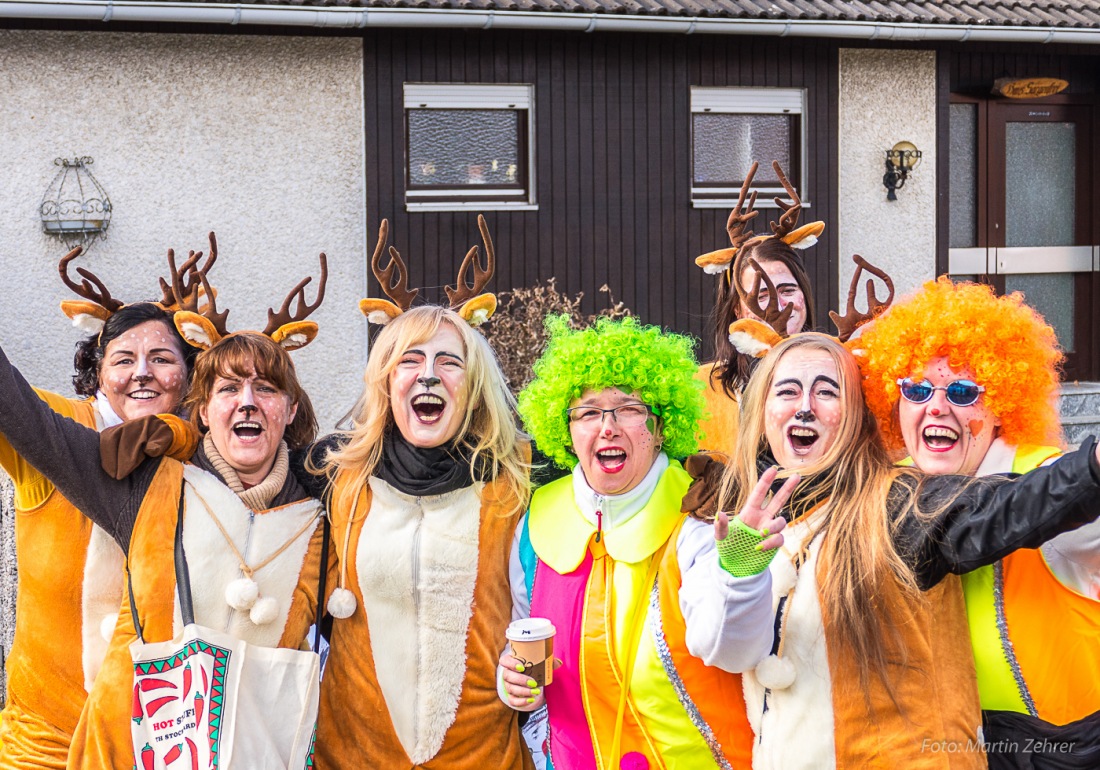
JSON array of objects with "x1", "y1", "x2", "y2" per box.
[
  {"x1": 323, "y1": 306, "x2": 530, "y2": 514},
  {"x1": 720, "y1": 334, "x2": 923, "y2": 699}
]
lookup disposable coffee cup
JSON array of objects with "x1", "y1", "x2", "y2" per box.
[{"x1": 506, "y1": 618, "x2": 556, "y2": 687}]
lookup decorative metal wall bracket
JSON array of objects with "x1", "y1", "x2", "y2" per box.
[{"x1": 40, "y1": 156, "x2": 112, "y2": 250}]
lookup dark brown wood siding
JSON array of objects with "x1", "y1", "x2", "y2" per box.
[{"x1": 364, "y1": 30, "x2": 839, "y2": 358}]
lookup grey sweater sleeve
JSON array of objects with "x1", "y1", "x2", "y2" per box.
[{"x1": 0, "y1": 343, "x2": 152, "y2": 548}]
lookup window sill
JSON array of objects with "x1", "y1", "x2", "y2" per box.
[{"x1": 405, "y1": 201, "x2": 539, "y2": 212}]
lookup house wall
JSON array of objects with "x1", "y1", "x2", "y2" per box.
[
  {"x1": 0, "y1": 30, "x2": 366, "y2": 430},
  {"x1": 364, "y1": 29, "x2": 840, "y2": 358},
  {"x1": 838, "y1": 48, "x2": 937, "y2": 301}
]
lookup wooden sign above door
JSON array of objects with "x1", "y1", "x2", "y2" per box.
[{"x1": 992, "y1": 77, "x2": 1069, "y2": 99}]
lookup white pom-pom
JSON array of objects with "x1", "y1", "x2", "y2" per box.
[
  {"x1": 771, "y1": 556, "x2": 798, "y2": 596},
  {"x1": 327, "y1": 587, "x2": 357, "y2": 619},
  {"x1": 249, "y1": 596, "x2": 279, "y2": 626},
  {"x1": 755, "y1": 655, "x2": 796, "y2": 690},
  {"x1": 100, "y1": 612, "x2": 120, "y2": 642},
  {"x1": 225, "y1": 577, "x2": 259, "y2": 610}
]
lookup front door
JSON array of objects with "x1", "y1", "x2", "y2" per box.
[{"x1": 948, "y1": 97, "x2": 1098, "y2": 380}]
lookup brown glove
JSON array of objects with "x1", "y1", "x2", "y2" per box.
[
  {"x1": 100, "y1": 414, "x2": 200, "y2": 479},
  {"x1": 680, "y1": 451, "x2": 729, "y2": 522}
]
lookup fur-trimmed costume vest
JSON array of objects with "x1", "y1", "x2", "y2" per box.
[
  {"x1": 314, "y1": 473, "x2": 531, "y2": 770},
  {"x1": 66, "y1": 460, "x2": 325, "y2": 770},
  {"x1": 0, "y1": 393, "x2": 122, "y2": 770},
  {"x1": 522, "y1": 465, "x2": 754, "y2": 770}
]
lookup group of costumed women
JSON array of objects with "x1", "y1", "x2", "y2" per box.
[{"x1": 0, "y1": 158, "x2": 1096, "y2": 770}]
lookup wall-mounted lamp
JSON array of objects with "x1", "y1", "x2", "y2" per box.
[
  {"x1": 40, "y1": 156, "x2": 112, "y2": 250},
  {"x1": 883, "y1": 141, "x2": 922, "y2": 201}
]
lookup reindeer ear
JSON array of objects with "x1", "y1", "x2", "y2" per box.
[
  {"x1": 359, "y1": 298, "x2": 403, "y2": 326},
  {"x1": 782, "y1": 221, "x2": 824, "y2": 250},
  {"x1": 728, "y1": 319, "x2": 783, "y2": 359},
  {"x1": 695, "y1": 247, "x2": 737, "y2": 275},
  {"x1": 270, "y1": 321, "x2": 318, "y2": 351},
  {"x1": 173, "y1": 311, "x2": 222, "y2": 350},
  {"x1": 458, "y1": 293, "x2": 497, "y2": 327},
  {"x1": 61, "y1": 300, "x2": 110, "y2": 335}
]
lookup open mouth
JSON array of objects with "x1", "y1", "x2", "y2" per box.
[
  {"x1": 595, "y1": 447, "x2": 627, "y2": 473},
  {"x1": 127, "y1": 389, "x2": 161, "y2": 401},
  {"x1": 411, "y1": 394, "x2": 446, "y2": 424},
  {"x1": 232, "y1": 421, "x2": 263, "y2": 439},
  {"x1": 922, "y1": 426, "x2": 959, "y2": 451},
  {"x1": 787, "y1": 426, "x2": 820, "y2": 455}
]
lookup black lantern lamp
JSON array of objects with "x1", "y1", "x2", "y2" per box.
[
  {"x1": 39, "y1": 156, "x2": 112, "y2": 250},
  {"x1": 883, "y1": 141, "x2": 922, "y2": 201}
]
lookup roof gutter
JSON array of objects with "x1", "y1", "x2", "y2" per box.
[{"x1": 1, "y1": 0, "x2": 1099, "y2": 45}]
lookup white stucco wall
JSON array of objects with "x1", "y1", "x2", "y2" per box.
[
  {"x1": 0, "y1": 30, "x2": 366, "y2": 430},
  {"x1": 838, "y1": 49, "x2": 937, "y2": 305}
]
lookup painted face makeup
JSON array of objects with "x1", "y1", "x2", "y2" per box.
[
  {"x1": 389, "y1": 323, "x2": 470, "y2": 449},
  {"x1": 739, "y1": 260, "x2": 807, "y2": 336},
  {"x1": 198, "y1": 363, "x2": 298, "y2": 486},
  {"x1": 764, "y1": 348, "x2": 842, "y2": 468},
  {"x1": 569, "y1": 387, "x2": 663, "y2": 496},
  {"x1": 98, "y1": 319, "x2": 188, "y2": 422},
  {"x1": 898, "y1": 355, "x2": 999, "y2": 476}
]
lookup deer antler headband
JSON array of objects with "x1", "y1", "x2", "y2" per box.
[
  {"x1": 359, "y1": 214, "x2": 498, "y2": 327},
  {"x1": 694, "y1": 160, "x2": 825, "y2": 280}
]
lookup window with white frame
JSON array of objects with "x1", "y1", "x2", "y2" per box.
[
  {"x1": 690, "y1": 87, "x2": 806, "y2": 207},
  {"x1": 404, "y1": 83, "x2": 536, "y2": 210}
]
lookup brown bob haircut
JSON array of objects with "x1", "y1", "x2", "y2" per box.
[{"x1": 183, "y1": 332, "x2": 318, "y2": 450}]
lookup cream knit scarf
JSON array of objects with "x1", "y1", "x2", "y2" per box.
[{"x1": 203, "y1": 432, "x2": 289, "y2": 512}]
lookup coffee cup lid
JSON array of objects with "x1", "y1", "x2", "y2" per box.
[{"x1": 506, "y1": 617, "x2": 556, "y2": 642}]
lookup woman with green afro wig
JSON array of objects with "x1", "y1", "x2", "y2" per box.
[
  {"x1": 498, "y1": 314, "x2": 791, "y2": 770},
  {"x1": 518, "y1": 314, "x2": 703, "y2": 467}
]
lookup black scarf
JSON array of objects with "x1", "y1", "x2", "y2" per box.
[
  {"x1": 756, "y1": 450, "x2": 833, "y2": 522},
  {"x1": 376, "y1": 430, "x2": 485, "y2": 497}
]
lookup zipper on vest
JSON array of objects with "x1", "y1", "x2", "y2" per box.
[
  {"x1": 227, "y1": 510, "x2": 258, "y2": 632},
  {"x1": 594, "y1": 494, "x2": 605, "y2": 543}
]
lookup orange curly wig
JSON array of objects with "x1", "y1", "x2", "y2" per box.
[{"x1": 858, "y1": 277, "x2": 1063, "y2": 451}]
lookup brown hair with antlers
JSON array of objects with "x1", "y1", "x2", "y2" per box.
[{"x1": 360, "y1": 215, "x2": 499, "y2": 328}]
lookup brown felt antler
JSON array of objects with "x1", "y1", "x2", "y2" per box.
[
  {"x1": 726, "y1": 162, "x2": 760, "y2": 251},
  {"x1": 158, "y1": 232, "x2": 218, "y2": 310},
  {"x1": 371, "y1": 219, "x2": 419, "y2": 311},
  {"x1": 738, "y1": 257, "x2": 794, "y2": 337},
  {"x1": 445, "y1": 214, "x2": 496, "y2": 308},
  {"x1": 829, "y1": 254, "x2": 895, "y2": 341},
  {"x1": 262, "y1": 252, "x2": 329, "y2": 337},
  {"x1": 770, "y1": 161, "x2": 803, "y2": 239},
  {"x1": 58, "y1": 247, "x2": 124, "y2": 313}
]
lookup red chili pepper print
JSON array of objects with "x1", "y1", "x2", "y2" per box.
[
  {"x1": 164, "y1": 743, "x2": 183, "y2": 765},
  {"x1": 139, "y1": 678, "x2": 178, "y2": 692},
  {"x1": 132, "y1": 682, "x2": 144, "y2": 725},
  {"x1": 194, "y1": 692, "x2": 204, "y2": 726},
  {"x1": 200, "y1": 665, "x2": 208, "y2": 695},
  {"x1": 185, "y1": 737, "x2": 199, "y2": 770},
  {"x1": 182, "y1": 662, "x2": 192, "y2": 698},
  {"x1": 146, "y1": 695, "x2": 177, "y2": 717},
  {"x1": 141, "y1": 743, "x2": 154, "y2": 770}
]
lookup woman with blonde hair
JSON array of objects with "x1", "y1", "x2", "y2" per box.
[
  {"x1": 313, "y1": 220, "x2": 533, "y2": 769},
  {"x1": 706, "y1": 329, "x2": 1100, "y2": 769},
  {"x1": 860, "y1": 277, "x2": 1100, "y2": 769}
]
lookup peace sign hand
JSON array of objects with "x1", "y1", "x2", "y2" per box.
[{"x1": 714, "y1": 466, "x2": 797, "y2": 553}]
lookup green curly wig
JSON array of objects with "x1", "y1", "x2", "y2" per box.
[{"x1": 518, "y1": 315, "x2": 704, "y2": 469}]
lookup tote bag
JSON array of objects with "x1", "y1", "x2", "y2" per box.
[{"x1": 127, "y1": 489, "x2": 324, "y2": 769}]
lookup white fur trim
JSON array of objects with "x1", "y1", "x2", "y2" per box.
[
  {"x1": 225, "y1": 577, "x2": 260, "y2": 610},
  {"x1": 728, "y1": 330, "x2": 773, "y2": 358},
  {"x1": 81, "y1": 523, "x2": 126, "y2": 692},
  {"x1": 358, "y1": 478, "x2": 481, "y2": 764},
  {"x1": 180, "y1": 465, "x2": 323, "y2": 648},
  {"x1": 771, "y1": 555, "x2": 798, "y2": 596},
  {"x1": 99, "y1": 612, "x2": 119, "y2": 643},
  {"x1": 367, "y1": 310, "x2": 393, "y2": 326},
  {"x1": 754, "y1": 655, "x2": 796, "y2": 690},
  {"x1": 790, "y1": 234, "x2": 818, "y2": 250},
  {"x1": 249, "y1": 596, "x2": 279, "y2": 626},
  {"x1": 703, "y1": 263, "x2": 729, "y2": 275},
  {"x1": 326, "y1": 587, "x2": 357, "y2": 619},
  {"x1": 72, "y1": 313, "x2": 106, "y2": 335},
  {"x1": 180, "y1": 321, "x2": 214, "y2": 348},
  {"x1": 280, "y1": 333, "x2": 308, "y2": 349}
]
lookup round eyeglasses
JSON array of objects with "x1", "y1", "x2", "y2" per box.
[
  {"x1": 896, "y1": 377, "x2": 985, "y2": 407},
  {"x1": 565, "y1": 402, "x2": 661, "y2": 427}
]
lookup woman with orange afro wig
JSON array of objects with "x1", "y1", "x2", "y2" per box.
[{"x1": 859, "y1": 277, "x2": 1100, "y2": 769}]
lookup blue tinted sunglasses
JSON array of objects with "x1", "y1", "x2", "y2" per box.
[{"x1": 896, "y1": 378, "x2": 985, "y2": 407}]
